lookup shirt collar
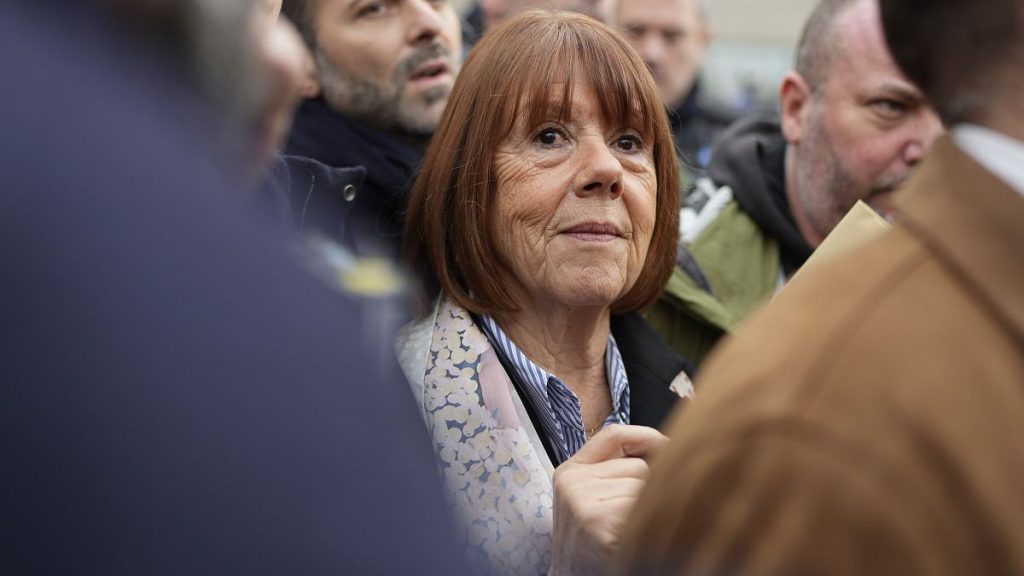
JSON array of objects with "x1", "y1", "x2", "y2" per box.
[
  {"x1": 604, "y1": 334, "x2": 631, "y2": 423},
  {"x1": 953, "y1": 124, "x2": 1024, "y2": 198},
  {"x1": 478, "y1": 315, "x2": 631, "y2": 453}
]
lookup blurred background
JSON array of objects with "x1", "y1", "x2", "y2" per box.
[
  {"x1": 456, "y1": 0, "x2": 818, "y2": 112},
  {"x1": 702, "y1": 0, "x2": 817, "y2": 111}
]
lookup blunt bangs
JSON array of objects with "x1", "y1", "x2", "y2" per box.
[{"x1": 488, "y1": 12, "x2": 665, "y2": 155}]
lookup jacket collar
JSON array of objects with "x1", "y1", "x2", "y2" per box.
[
  {"x1": 708, "y1": 116, "x2": 813, "y2": 275},
  {"x1": 286, "y1": 98, "x2": 423, "y2": 192},
  {"x1": 268, "y1": 154, "x2": 367, "y2": 239},
  {"x1": 896, "y1": 136, "x2": 1024, "y2": 343}
]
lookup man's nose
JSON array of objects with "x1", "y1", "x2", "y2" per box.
[
  {"x1": 478, "y1": 0, "x2": 506, "y2": 29},
  {"x1": 903, "y1": 108, "x2": 944, "y2": 166},
  {"x1": 636, "y1": 34, "x2": 666, "y2": 71},
  {"x1": 405, "y1": 0, "x2": 446, "y2": 44}
]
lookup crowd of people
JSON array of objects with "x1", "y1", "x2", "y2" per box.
[{"x1": 4, "y1": 0, "x2": 1023, "y2": 574}]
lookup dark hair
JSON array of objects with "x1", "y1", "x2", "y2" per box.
[
  {"x1": 281, "y1": 0, "x2": 317, "y2": 49},
  {"x1": 794, "y1": 0, "x2": 858, "y2": 92},
  {"x1": 880, "y1": 0, "x2": 1022, "y2": 125},
  {"x1": 404, "y1": 10, "x2": 679, "y2": 315}
]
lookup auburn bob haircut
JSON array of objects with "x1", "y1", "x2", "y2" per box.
[{"x1": 404, "y1": 10, "x2": 679, "y2": 315}]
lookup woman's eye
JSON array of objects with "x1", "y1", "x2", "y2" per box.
[
  {"x1": 535, "y1": 128, "x2": 565, "y2": 146},
  {"x1": 615, "y1": 135, "x2": 643, "y2": 152}
]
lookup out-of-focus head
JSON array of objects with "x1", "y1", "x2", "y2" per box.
[
  {"x1": 780, "y1": 0, "x2": 943, "y2": 246},
  {"x1": 260, "y1": 0, "x2": 284, "y2": 18},
  {"x1": 880, "y1": 0, "x2": 1024, "y2": 130},
  {"x1": 249, "y1": 3, "x2": 315, "y2": 171},
  {"x1": 609, "y1": 0, "x2": 710, "y2": 109},
  {"x1": 99, "y1": 0, "x2": 310, "y2": 178},
  {"x1": 405, "y1": 10, "x2": 678, "y2": 315},
  {"x1": 282, "y1": 0, "x2": 462, "y2": 139},
  {"x1": 479, "y1": 0, "x2": 603, "y2": 32}
]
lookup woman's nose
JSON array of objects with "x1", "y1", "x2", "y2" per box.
[{"x1": 576, "y1": 139, "x2": 623, "y2": 198}]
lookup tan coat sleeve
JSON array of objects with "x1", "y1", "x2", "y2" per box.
[{"x1": 615, "y1": 422, "x2": 989, "y2": 576}]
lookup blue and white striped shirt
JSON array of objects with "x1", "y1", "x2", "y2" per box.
[{"x1": 480, "y1": 315, "x2": 631, "y2": 464}]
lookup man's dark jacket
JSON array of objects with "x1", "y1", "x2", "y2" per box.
[{"x1": 285, "y1": 98, "x2": 423, "y2": 259}]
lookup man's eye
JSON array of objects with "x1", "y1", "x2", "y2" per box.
[
  {"x1": 663, "y1": 30, "x2": 685, "y2": 44},
  {"x1": 871, "y1": 99, "x2": 909, "y2": 119},
  {"x1": 357, "y1": 1, "x2": 387, "y2": 17}
]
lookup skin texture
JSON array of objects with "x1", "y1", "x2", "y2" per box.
[
  {"x1": 310, "y1": 0, "x2": 462, "y2": 136},
  {"x1": 612, "y1": 0, "x2": 710, "y2": 109},
  {"x1": 490, "y1": 83, "x2": 657, "y2": 433},
  {"x1": 780, "y1": 0, "x2": 943, "y2": 246},
  {"x1": 551, "y1": 425, "x2": 669, "y2": 575},
  {"x1": 490, "y1": 85, "x2": 663, "y2": 574}
]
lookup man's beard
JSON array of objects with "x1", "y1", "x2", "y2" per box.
[
  {"x1": 795, "y1": 114, "x2": 909, "y2": 240},
  {"x1": 316, "y1": 41, "x2": 453, "y2": 138}
]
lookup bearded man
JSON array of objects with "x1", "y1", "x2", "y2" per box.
[
  {"x1": 280, "y1": 0, "x2": 462, "y2": 258},
  {"x1": 646, "y1": 0, "x2": 942, "y2": 365}
]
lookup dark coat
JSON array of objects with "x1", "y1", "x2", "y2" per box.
[
  {"x1": 1, "y1": 5, "x2": 467, "y2": 574},
  {"x1": 670, "y1": 82, "x2": 741, "y2": 177},
  {"x1": 611, "y1": 312, "x2": 695, "y2": 429},
  {"x1": 284, "y1": 98, "x2": 424, "y2": 259},
  {"x1": 258, "y1": 154, "x2": 367, "y2": 249}
]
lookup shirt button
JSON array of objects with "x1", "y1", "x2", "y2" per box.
[{"x1": 342, "y1": 184, "x2": 357, "y2": 202}]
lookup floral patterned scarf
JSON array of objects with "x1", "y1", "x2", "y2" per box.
[{"x1": 397, "y1": 296, "x2": 556, "y2": 575}]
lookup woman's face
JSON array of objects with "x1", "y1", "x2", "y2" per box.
[{"x1": 491, "y1": 83, "x2": 658, "y2": 312}]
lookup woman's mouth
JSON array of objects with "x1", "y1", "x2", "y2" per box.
[{"x1": 562, "y1": 222, "x2": 624, "y2": 242}]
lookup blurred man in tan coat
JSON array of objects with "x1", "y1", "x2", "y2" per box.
[{"x1": 615, "y1": 0, "x2": 1024, "y2": 573}]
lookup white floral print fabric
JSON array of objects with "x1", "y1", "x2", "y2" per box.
[{"x1": 397, "y1": 297, "x2": 556, "y2": 575}]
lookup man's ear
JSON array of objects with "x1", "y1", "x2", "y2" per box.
[
  {"x1": 277, "y1": 12, "x2": 321, "y2": 98},
  {"x1": 780, "y1": 71, "x2": 812, "y2": 145},
  {"x1": 301, "y1": 70, "x2": 321, "y2": 98},
  {"x1": 300, "y1": 48, "x2": 322, "y2": 98}
]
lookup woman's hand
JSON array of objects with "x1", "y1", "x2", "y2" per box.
[{"x1": 549, "y1": 424, "x2": 669, "y2": 576}]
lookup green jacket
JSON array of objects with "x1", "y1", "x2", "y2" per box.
[{"x1": 646, "y1": 200, "x2": 782, "y2": 366}]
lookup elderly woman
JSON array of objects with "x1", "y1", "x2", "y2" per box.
[{"x1": 398, "y1": 10, "x2": 693, "y2": 575}]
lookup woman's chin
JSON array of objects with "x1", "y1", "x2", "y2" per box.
[{"x1": 546, "y1": 274, "x2": 631, "y2": 311}]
